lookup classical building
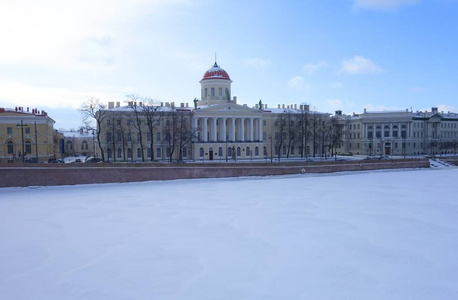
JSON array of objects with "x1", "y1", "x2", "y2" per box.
[
  {"x1": 98, "y1": 62, "x2": 458, "y2": 162},
  {"x1": 0, "y1": 107, "x2": 56, "y2": 163},
  {"x1": 61, "y1": 129, "x2": 97, "y2": 158},
  {"x1": 98, "y1": 62, "x2": 318, "y2": 162},
  {"x1": 334, "y1": 107, "x2": 458, "y2": 156}
]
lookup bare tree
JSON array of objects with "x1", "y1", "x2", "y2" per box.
[
  {"x1": 274, "y1": 114, "x2": 287, "y2": 161},
  {"x1": 296, "y1": 105, "x2": 310, "y2": 159},
  {"x1": 142, "y1": 98, "x2": 161, "y2": 161},
  {"x1": 125, "y1": 95, "x2": 145, "y2": 162},
  {"x1": 79, "y1": 98, "x2": 107, "y2": 162}
]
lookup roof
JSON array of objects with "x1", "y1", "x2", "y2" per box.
[{"x1": 201, "y1": 62, "x2": 231, "y2": 81}]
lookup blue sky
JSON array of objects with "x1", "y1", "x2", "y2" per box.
[{"x1": 1, "y1": 0, "x2": 457, "y2": 129}]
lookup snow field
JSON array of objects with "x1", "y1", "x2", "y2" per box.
[{"x1": 1, "y1": 168, "x2": 458, "y2": 299}]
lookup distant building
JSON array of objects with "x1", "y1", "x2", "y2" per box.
[
  {"x1": 61, "y1": 129, "x2": 96, "y2": 158},
  {"x1": 333, "y1": 107, "x2": 458, "y2": 156},
  {"x1": 0, "y1": 107, "x2": 56, "y2": 163}
]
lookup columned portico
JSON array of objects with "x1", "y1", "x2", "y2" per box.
[{"x1": 195, "y1": 115, "x2": 262, "y2": 143}]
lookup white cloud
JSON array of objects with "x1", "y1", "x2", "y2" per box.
[
  {"x1": 353, "y1": 0, "x2": 420, "y2": 11},
  {"x1": 303, "y1": 60, "x2": 328, "y2": 74},
  {"x1": 246, "y1": 58, "x2": 271, "y2": 68},
  {"x1": 438, "y1": 104, "x2": 457, "y2": 113},
  {"x1": 287, "y1": 76, "x2": 306, "y2": 89},
  {"x1": 331, "y1": 82, "x2": 344, "y2": 88},
  {"x1": 340, "y1": 56, "x2": 382, "y2": 74}
]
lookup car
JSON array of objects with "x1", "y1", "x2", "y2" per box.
[{"x1": 85, "y1": 158, "x2": 103, "y2": 163}]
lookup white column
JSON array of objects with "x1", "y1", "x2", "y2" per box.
[
  {"x1": 249, "y1": 118, "x2": 254, "y2": 141},
  {"x1": 222, "y1": 118, "x2": 227, "y2": 141},
  {"x1": 202, "y1": 117, "x2": 208, "y2": 142},
  {"x1": 258, "y1": 118, "x2": 263, "y2": 141},
  {"x1": 240, "y1": 118, "x2": 245, "y2": 141},
  {"x1": 192, "y1": 117, "x2": 198, "y2": 141},
  {"x1": 231, "y1": 118, "x2": 236, "y2": 141},
  {"x1": 211, "y1": 118, "x2": 217, "y2": 141}
]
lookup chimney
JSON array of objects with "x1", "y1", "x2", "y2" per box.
[
  {"x1": 282, "y1": 104, "x2": 285, "y2": 109},
  {"x1": 255, "y1": 104, "x2": 259, "y2": 109},
  {"x1": 294, "y1": 104, "x2": 297, "y2": 109},
  {"x1": 233, "y1": 96, "x2": 237, "y2": 104},
  {"x1": 165, "y1": 102, "x2": 170, "y2": 106},
  {"x1": 108, "y1": 102, "x2": 114, "y2": 109},
  {"x1": 181, "y1": 103, "x2": 184, "y2": 107},
  {"x1": 161, "y1": 102, "x2": 164, "y2": 106},
  {"x1": 432, "y1": 107, "x2": 438, "y2": 113},
  {"x1": 186, "y1": 103, "x2": 189, "y2": 108},
  {"x1": 15, "y1": 107, "x2": 18, "y2": 111},
  {"x1": 265, "y1": 104, "x2": 268, "y2": 108},
  {"x1": 139, "y1": 102, "x2": 142, "y2": 106},
  {"x1": 278, "y1": 104, "x2": 280, "y2": 108},
  {"x1": 116, "y1": 102, "x2": 120, "y2": 107},
  {"x1": 335, "y1": 110, "x2": 342, "y2": 116},
  {"x1": 364, "y1": 108, "x2": 367, "y2": 113},
  {"x1": 27, "y1": 107, "x2": 29, "y2": 112}
]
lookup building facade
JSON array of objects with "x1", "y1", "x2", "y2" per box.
[
  {"x1": 97, "y1": 62, "x2": 458, "y2": 162},
  {"x1": 334, "y1": 107, "x2": 458, "y2": 156},
  {"x1": 0, "y1": 107, "x2": 56, "y2": 163}
]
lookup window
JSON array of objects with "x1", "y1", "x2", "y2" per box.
[
  {"x1": 127, "y1": 148, "x2": 133, "y2": 159},
  {"x1": 157, "y1": 148, "x2": 162, "y2": 158},
  {"x1": 275, "y1": 132, "x2": 279, "y2": 140},
  {"x1": 228, "y1": 147, "x2": 232, "y2": 157},
  {"x1": 107, "y1": 132, "x2": 112, "y2": 142},
  {"x1": 283, "y1": 146, "x2": 287, "y2": 155},
  {"x1": 255, "y1": 147, "x2": 259, "y2": 156},
  {"x1": 263, "y1": 132, "x2": 267, "y2": 140},
  {"x1": 368, "y1": 126, "x2": 373, "y2": 139},
  {"x1": 199, "y1": 147, "x2": 204, "y2": 157},
  {"x1": 107, "y1": 120, "x2": 111, "y2": 125},
  {"x1": 147, "y1": 132, "x2": 152, "y2": 141},
  {"x1": 291, "y1": 146, "x2": 294, "y2": 155},
  {"x1": 204, "y1": 88, "x2": 208, "y2": 98},
  {"x1": 7, "y1": 127, "x2": 12, "y2": 134},
  {"x1": 82, "y1": 141, "x2": 88, "y2": 150},
  {"x1": 211, "y1": 88, "x2": 215, "y2": 97},
  {"x1": 183, "y1": 147, "x2": 188, "y2": 157},
  {"x1": 376, "y1": 126, "x2": 381, "y2": 138},
  {"x1": 218, "y1": 147, "x2": 223, "y2": 157},
  {"x1": 116, "y1": 120, "x2": 121, "y2": 126},
  {"x1": 25, "y1": 127, "x2": 30, "y2": 134},
  {"x1": 157, "y1": 132, "x2": 161, "y2": 141},
  {"x1": 117, "y1": 148, "x2": 122, "y2": 158},
  {"x1": 237, "y1": 147, "x2": 241, "y2": 156},
  {"x1": 246, "y1": 146, "x2": 250, "y2": 156},
  {"x1": 401, "y1": 125, "x2": 407, "y2": 138},
  {"x1": 263, "y1": 120, "x2": 266, "y2": 126},
  {"x1": 66, "y1": 141, "x2": 73, "y2": 151},
  {"x1": 107, "y1": 148, "x2": 112, "y2": 159},
  {"x1": 275, "y1": 146, "x2": 279, "y2": 155},
  {"x1": 147, "y1": 148, "x2": 151, "y2": 158},
  {"x1": 166, "y1": 148, "x2": 171, "y2": 157},
  {"x1": 127, "y1": 133, "x2": 132, "y2": 142},
  {"x1": 393, "y1": 126, "x2": 398, "y2": 137},
  {"x1": 137, "y1": 133, "x2": 141, "y2": 142},
  {"x1": 219, "y1": 88, "x2": 222, "y2": 97},
  {"x1": 7, "y1": 141, "x2": 14, "y2": 154},
  {"x1": 384, "y1": 125, "x2": 390, "y2": 137},
  {"x1": 137, "y1": 148, "x2": 142, "y2": 158},
  {"x1": 263, "y1": 147, "x2": 267, "y2": 156},
  {"x1": 116, "y1": 132, "x2": 122, "y2": 142},
  {"x1": 25, "y1": 141, "x2": 32, "y2": 154}
]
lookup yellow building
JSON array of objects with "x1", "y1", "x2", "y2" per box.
[{"x1": 0, "y1": 107, "x2": 56, "y2": 163}]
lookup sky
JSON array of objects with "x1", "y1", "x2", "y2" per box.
[{"x1": 1, "y1": 0, "x2": 458, "y2": 129}]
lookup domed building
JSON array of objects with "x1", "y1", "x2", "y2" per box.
[{"x1": 198, "y1": 62, "x2": 233, "y2": 106}]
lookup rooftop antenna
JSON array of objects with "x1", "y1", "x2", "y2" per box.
[{"x1": 214, "y1": 52, "x2": 218, "y2": 67}]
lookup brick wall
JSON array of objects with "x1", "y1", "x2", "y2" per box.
[{"x1": 0, "y1": 159, "x2": 430, "y2": 188}]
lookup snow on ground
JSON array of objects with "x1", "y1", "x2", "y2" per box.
[{"x1": 1, "y1": 168, "x2": 458, "y2": 300}]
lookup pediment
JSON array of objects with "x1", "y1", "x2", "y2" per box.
[{"x1": 194, "y1": 103, "x2": 262, "y2": 116}]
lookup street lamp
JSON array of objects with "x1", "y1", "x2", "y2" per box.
[
  {"x1": 16, "y1": 120, "x2": 28, "y2": 163},
  {"x1": 269, "y1": 134, "x2": 273, "y2": 163},
  {"x1": 92, "y1": 130, "x2": 96, "y2": 158}
]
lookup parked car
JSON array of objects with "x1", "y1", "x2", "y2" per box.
[{"x1": 85, "y1": 158, "x2": 103, "y2": 163}]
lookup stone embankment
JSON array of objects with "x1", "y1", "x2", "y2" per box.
[{"x1": 0, "y1": 159, "x2": 431, "y2": 188}]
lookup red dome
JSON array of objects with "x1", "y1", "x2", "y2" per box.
[{"x1": 201, "y1": 62, "x2": 231, "y2": 81}]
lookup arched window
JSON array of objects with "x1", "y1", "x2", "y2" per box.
[
  {"x1": 199, "y1": 147, "x2": 204, "y2": 157},
  {"x1": 7, "y1": 141, "x2": 14, "y2": 154},
  {"x1": 117, "y1": 148, "x2": 122, "y2": 158},
  {"x1": 157, "y1": 148, "x2": 162, "y2": 158},
  {"x1": 127, "y1": 148, "x2": 133, "y2": 159},
  {"x1": 275, "y1": 146, "x2": 279, "y2": 155},
  {"x1": 66, "y1": 141, "x2": 73, "y2": 151},
  {"x1": 376, "y1": 126, "x2": 382, "y2": 138},
  {"x1": 299, "y1": 146, "x2": 303, "y2": 155},
  {"x1": 291, "y1": 146, "x2": 295, "y2": 155},
  {"x1": 263, "y1": 146, "x2": 267, "y2": 156},
  {"x1": 106, "y1": 132, "x2": 112, "y2": 142},
  {"x1": 392, "y1": 125, "x2": 398, "y2": 137},
  {"x1": 228, "y1": 147, "x2": 232, "y2": 157},
  {"x1": 183, "y1": 147, "x2": 187, "y2": 157},
  {"x1": 147, "y1": 148, "x2": 151, "y2": 158},
  {"x1": 401, "y1": 125, "x2": 407, "y2": 138},
  {"x1": 25, "y1": 141, "x2": 32, "y2": 154},
  {"x1": 246, "y1": 146, "x2": 250, "y2": 156},
  {"x1": 137, "y1": 148, "x2": 142, "y2": 158},
  {"x1": 384, "y1": 126, "x2": 390, "y2": 137},
  {"x1": 82, "y1": 141, "x2": 88, "y2": 150},
  {"x1": 107, "y1": 148, "x2": 112, "y2": 159},
  {"x1": 237, "y1": 147, "x2": 241, "y2": 156},
  {"x1": 368, "y1": 126, "x2": 373, "y2": 139},
  {"x1": 166, "y1": 148, "x2": 171, "y2": 157},
  {"x1": 218, "y1": 147, "x2": 223, "y2": 157},
  {"x1": 255, "y1": 146, "x2": 259, "y2": 156},
  {"x1": 283, "y1": 146, "x2": 287, "y2": 155}
]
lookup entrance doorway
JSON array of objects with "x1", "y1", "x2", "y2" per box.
[
  {"x1": 384, "y1": 143, "x2": 391, "y2": 155},
  {"x1": 209, "y1": 150, "x2": 214, "y2": 161}
]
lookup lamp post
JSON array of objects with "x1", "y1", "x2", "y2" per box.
[
  {"x1": 92, "y1": 130, "x2": 96, "y2": 158},
  {"x1": 16, "y1": 120, "x2": 28, "y2": 163},
  {"x1": 34, "y1": 121, "x2": 38, "y2": 162},
  {"x1": 269, "y1": 134, "x2": 273, "y2": 163}
]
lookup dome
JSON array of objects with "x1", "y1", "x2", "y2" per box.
[{"x1": 201, "y1": 62, "x2": 231, "y2": 81}]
